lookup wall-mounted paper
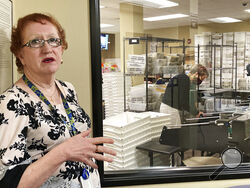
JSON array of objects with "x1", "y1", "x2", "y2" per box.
[{"x1": 0, "y1": 0, "x2": 12, "y2": 93}]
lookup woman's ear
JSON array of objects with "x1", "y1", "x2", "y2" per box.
[{"x1": 17, "y1": 51, "x2": 25, "y2": 65}]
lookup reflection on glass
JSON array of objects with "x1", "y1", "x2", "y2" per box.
[{"x1": 100, "y1": 0, "x2": 250, "y2": 172}]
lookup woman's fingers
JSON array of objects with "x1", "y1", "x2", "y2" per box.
[
  {"x1": 91, "y1": 137, "x2": 114, "y2": 145},
  {"x1": 87, "y1": 145, "x2": 116, "y2": 163},
  {"x1": 82, "y1": 157, "x2": 98, "y2": 169},
  {"x1": 90, "y1": 153, "x2": 114, "y2": 163},
  {"x1": 95, "y1": 145, "x2": 116, "y2": 156},
  {"x1": 80, "y1": 129, "x2": 114, "y2": 145},
  {"x1": 81, "y1": 129, "x2": 91, "y2": 138},
  {"x1": 63, "y1": 129, "x2": 116, "y2": 165}
]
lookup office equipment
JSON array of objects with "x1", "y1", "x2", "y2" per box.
[
  {"x1": 136, "y1": 122, "x2": 228, "y2": 166},
  {"x1": 159, "y1": 124, "x2": 228, "y2": 153},
  {"x1": 136, "y1": 113, "x2": 250, "y2": 166},
  {"x1": 231, "y1": 114, "x2": 250, "y2": 155}
]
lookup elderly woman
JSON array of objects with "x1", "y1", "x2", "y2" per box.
[{"x1": 0, "y1": 13, "x2": 115, "y2": 188}]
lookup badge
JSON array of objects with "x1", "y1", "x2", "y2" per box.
[{"x1": 79, "y1": 168, "x2": 92, "y2": 188}]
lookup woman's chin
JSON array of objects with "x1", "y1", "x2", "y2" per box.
[{"x1": 43, "y1": 64, "x2": 60, "y2": 74}]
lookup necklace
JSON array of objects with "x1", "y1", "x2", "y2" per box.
[{"x1": 42, "y1": 86, "x2": 57, "y2": 104}]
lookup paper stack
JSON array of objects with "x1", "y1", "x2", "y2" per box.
[
  {"x1": 142, "y1": 111, "x2": 172, "y2": 139},
  {"x1": 103, "y1": 112, "x2": 151, "y2": 170},
  {"x1": 102, "y1": 72, "x2": 131, "y2": 118}
]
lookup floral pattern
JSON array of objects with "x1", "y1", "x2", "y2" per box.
[{"x1": 0, "y1": 80, "x2": 94, "y2": 183}]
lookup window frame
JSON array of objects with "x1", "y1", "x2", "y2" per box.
[{"x1": 89, "y1": 0, "x2": 250, "y2": 186}]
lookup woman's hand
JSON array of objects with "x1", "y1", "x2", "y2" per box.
[
  {"x1": 56, "y1": 129, "x2": 116, "y2": 169},
  {"x1": 196, "y1": 111, "x2": 204, "y2": 118}
]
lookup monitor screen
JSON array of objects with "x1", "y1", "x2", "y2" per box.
[{"x1": 100, "y1": 34, "x2": 109, "y2": 50}]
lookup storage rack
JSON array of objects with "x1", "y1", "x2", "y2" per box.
[
  {"x1": 167, "y1": 44, "x2": 238, "y2": 112},
  {"x1": 195, "y1": 32, "x2": 250, "y2": 86},
  {"x1": 123, "y1": 36, "x2": 185, "y2": 111},
  {"x1": 196, "y1": 44, "x2": 238, "y2": 112}
]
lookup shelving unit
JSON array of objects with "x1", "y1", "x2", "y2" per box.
[
  {"x1": 195, "y1": 43, "x2": 238, "y2": 112},
  {"x1": 123, "y1": 36, "x2": 185, "y2": 112},
  {"x1": 163, "y1": 42, "x2": 238, "y2": 113},
  {"x1": 195, "y1": 32, "x2": 250, "y2": 90}
]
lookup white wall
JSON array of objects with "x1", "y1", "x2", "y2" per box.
[{"x1": 12, "y1": 0, "x2": 92, "y2": 117}]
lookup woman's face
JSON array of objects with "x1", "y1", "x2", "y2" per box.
[
  {"x1": 18, "y1": 20, "x2": 63, "y2": 76},
  {"x1": 190, "y1": 72, "x2": 208, "y2": 85}
]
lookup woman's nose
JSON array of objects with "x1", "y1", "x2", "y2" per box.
[{"x1": 41, "y1": 42, "x2": 52, "y2": 53}]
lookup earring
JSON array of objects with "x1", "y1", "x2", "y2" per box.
[{"x1": 61, "y1": 59, "x2": 63, "y2": 64}]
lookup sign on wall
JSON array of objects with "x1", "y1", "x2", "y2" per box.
[{"x1": 0, "y1": 0, "x2": 12, "y2": 93}]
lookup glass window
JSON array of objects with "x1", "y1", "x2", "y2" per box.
[{"x1": 96, "y1": 0, "x2": 250, "y2": 184}]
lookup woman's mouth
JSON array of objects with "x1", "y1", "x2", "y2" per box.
[{"x1": 42, "y1": 57, "x2": 55, "y2": 63}]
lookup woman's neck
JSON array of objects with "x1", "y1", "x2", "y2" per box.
[
  {"x1": 24, "y1": 71, "x2": 56, "y2": 90},
  {"x1": 23, "y1": 71, "x2": 61, "y2": 105}
]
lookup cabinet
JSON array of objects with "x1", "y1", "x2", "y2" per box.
[{"x1": 123, "y1": 36, "x2": 185, "y2": 112}]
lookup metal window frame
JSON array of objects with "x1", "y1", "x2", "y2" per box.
[{"x1": 89, "y1": 0, "x2": 250, "y2": 186}]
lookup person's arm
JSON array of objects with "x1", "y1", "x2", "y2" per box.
[
  {"x1": 18, "y1": 129, "x2": 115, "y2": 188},
  {"x1": 18, "y1": 83, "x2": 115, "y2": 188},
  {"x1": 196, "y1": 111, "x2": 204, "y2": 118},
  {"x1": 0, "y1": 92, "x2": 32, "y2": 188},
  {"x1": 17, "y1": 145, "x2": 64, "y2": 188}
]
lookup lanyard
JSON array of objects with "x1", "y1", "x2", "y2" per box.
[
  {"x1": 22, "y1": 74, "x2": 77, "y2": 136},
  {"x1": 22, "y1": 74, "x2": 92, "y2": 182}
]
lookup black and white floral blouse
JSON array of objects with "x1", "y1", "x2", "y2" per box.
[{"x1": 0, "y1": 80, "x2": 100, "y2": 187}]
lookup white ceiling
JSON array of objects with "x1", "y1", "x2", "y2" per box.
[{"x1": 100, "y1": 0, "x2": 250, "y2": 33}]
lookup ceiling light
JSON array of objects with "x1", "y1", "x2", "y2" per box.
[
  {"x1": 120, "y1": 0, "x2": 178, "y2": 9},
  {"x1": 144, "y1": 14, "x2": 188, "y2": 21},
  {"x1": 208, "y1": 17, "x2": 242, "y2": 23},
  {"x1": 100, "y1": 24, "x2": 114, "y2": 28},
  {"x1": 245, "y1": 9, "x2": 250, "y2": 13},
  {"x1": 100, "y1": 5, "x2": 105, "y2": 9},
  {"x1": 143, "y1": 0, "x2": 178, "y2": 8}
]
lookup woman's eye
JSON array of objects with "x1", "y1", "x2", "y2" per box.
[
  {"x1": 48, "y1": 38, "x2": 57, "y2": 42},
  {"x1": 30, "y1": 39, "x2": 41, "y2": 44}
]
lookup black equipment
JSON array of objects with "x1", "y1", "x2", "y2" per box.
[
  {"x1": 247, "y1": 64, "x2": 250, "y2": 76},
  {"x1": 159, "y1": 124, "x2": 228, "y2": 154},
  {"x1": 136, "y1": 113, "x2": 250, "y2": 166}
]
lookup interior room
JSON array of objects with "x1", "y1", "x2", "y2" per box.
[
  {"x1": 1, "y1": 0, "x2": 250, "y2": 187},
  {"x1": 99, "y1": 0, "x2": 250, "y2": 186}
]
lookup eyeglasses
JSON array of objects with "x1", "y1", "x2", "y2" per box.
[{"x1": 22, "y1": 38, "x2": 62, "y2": 48}]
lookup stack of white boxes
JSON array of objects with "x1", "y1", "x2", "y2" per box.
[
  {"x1": 103, "y1": 111, "x2": 173, "y2": 170},
  {"x1": 102, "y1": 72, "x2": 131, "y2": 118},
  {"x1": 143, "y1": 111, "x2": 172, "y2": 139},
  {"x1": 143, "y1": 112, "x2": 176, "y2": 166},
  {"x1": 103, "y1": 112, "x2": 151, "y2": 170}
]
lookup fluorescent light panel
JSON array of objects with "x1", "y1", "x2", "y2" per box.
[
  {"x1": 100, "y1": 24, "x2": 114, "y2": 28},
  {"x1": 121, "y1": 0, "x2": 178, "y2": 9},
  {"x1": 144, "y1": 0, "x2": 178, "y2": 8},
  {"x1": 245, "y1": 9, "x2": 250, "y2": 13},
  {"x1": 144, "y1": 14, "x2": 188, "y2": 21},
  {"x1": 208, "y1": 17, "x2": 242, "y2": 23}
]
